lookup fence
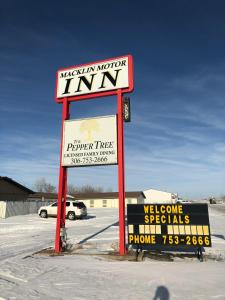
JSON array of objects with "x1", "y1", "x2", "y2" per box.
[{"x1": 0, "y1": 200, "x2": 51, "y2": 218}]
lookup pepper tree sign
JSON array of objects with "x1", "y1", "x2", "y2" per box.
[
  {"x1": 62, "y1": 115, "x2": 117, "y2": 167},
  {"x1": 56, "y1": 55, "x2": 133, "y2": 102},
  {"x1": 127, "y1": 204, "x2": 211, "y2": 247}
]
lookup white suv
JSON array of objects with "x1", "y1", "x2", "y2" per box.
[{"x1": 38, "y1": 201, "x2": 87, "y2": 220}]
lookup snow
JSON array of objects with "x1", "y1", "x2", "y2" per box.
[{"x1": 0, "y1": 206, "x2": 225, "y2": 299}]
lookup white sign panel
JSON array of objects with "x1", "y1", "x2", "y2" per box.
[
  {"x1": 57, "y1": 56, "x2": 130, "y2": 98},
  {"x1": 62, "y1": 115, "x2": 118, "y2": 167}
]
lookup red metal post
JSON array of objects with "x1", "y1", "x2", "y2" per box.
[
  {"x1": 117, "y1": 89, "x2": 126, "y2": 255},
  {"x1": 55, "y1": 98, "x2": 70, "y2": 253}
]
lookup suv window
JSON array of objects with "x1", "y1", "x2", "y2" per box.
[
  {"x1": 66, "y1": 202, "x2": 71, "y2": 207},
  {"x1": 73, "y1": 202, "x2": 86, "y2": 208},
  {"x1": 51, "y1": 203, "x2": 58, "y2": 207}
]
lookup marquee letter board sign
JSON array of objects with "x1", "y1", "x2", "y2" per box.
[
  {"x1": 62, "y1": 115, "x2": 117, "y2": 167},
  {"x1": 127, "y1": 204, "x2": 211, "y2": 247}
]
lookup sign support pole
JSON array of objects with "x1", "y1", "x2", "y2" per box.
[
  {"x1": 55, "y1": 98, "x2": 70, "y2": 252},
  {"x1": 117, "y1": 89, "x2": 126, "y2": 255}
]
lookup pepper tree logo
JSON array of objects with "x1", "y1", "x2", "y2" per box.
[{"x1": 80, "y1": 119, "x2": 100, "y2": 142}]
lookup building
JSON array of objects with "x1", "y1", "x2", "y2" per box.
[
  {"x1": 28, "y1": 191, "x2": 145, "y2": 208},
  {"x1": 143, "y1": 188, "x2": 177, "y2": 204},
  {"x1": 73, "y1": 191, "x2": 144, "y2": 208},
  {"x1": 0, "y1": 176, "x2": 35, "y2": 218},
  {"x1": 28, "y1": 192, "x2": 64, "y2": 202},
  {"x1": 0, "y1": 176, "x2": 34, "y2": 201}
]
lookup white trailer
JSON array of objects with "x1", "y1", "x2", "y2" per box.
[{"x1": 143, "y1": 188, "x2": 177, "y2": 204}]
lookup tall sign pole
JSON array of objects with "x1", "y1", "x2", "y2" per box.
[
  {"x1": 117, "y1": 89, "x2": 126, "y2": 255},
  {"x1": 55, "y1": 98, "x2": 70, "y2": 252}
]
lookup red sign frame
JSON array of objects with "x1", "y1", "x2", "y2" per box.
[{"x1": 54, "y1": 55, "x2": 134, "y2": 255}]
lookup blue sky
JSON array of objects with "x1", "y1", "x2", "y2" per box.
[{"x1": 1, "y1": 0, "x2": 225, "y2": 199}]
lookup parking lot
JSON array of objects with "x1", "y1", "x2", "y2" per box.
[{"x1": 0, "y1": 206, "x2": 225, "y2": 299}]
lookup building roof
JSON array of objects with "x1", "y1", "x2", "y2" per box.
[
  {"x1": 0, "y1": 176, "x2": 34, "y2": 194},
  {"x1": 28, "y1": 191, "x2": 144, "y2": 201},
  {"x1": 29, "y1": 193, "x2": 75, "y2": 200},
  {"x1": 28, "y1": 192, "x2": 58, "y2": 200},
  {"x1": 72, "y1": 191, "x2": 144, "y2": 200},
  {"x1": 143, "y1": 188, "x2": 172, "y2": 194}
]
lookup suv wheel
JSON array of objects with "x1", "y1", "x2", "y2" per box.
[
  {"x1": 40, "y1": 210, "x2": 48, "y2": 218},
  {"x1": 67, "y1": 211, "x2": 75, "y2": 220}
]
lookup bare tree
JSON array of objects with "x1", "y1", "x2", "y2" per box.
[
  {"x1": 34, "y1": 178, "x2": 56, "y2": 193},
  {"x1": 79, "y1": 184, "x2": 103, "y2": 193},
  {"x1": 67, "y1": 184, "x2": 78, "y2": 194},
  {"x1": 34, "y1": 179, "x2": 110, "y2": 194},
  {"x1": 67, "y1": 184, "x2": 104, "y2": 194}
]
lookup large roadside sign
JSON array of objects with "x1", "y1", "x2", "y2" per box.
[
  {"x1": 54, "y1": 55, "x2": 134, "y2": 254},
  {"x1": 62, "y1": 115, "x2": 117, "y2": 167},
  {"x1": 56, "y1": 55, "x2": 133, "y2": 102},
  {"x1": 127, "y1": 204, "x2": 211, "y2": 247}
]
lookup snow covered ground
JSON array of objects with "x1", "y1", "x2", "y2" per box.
[{"x1": 0, "y1": 206, "x2": 225, "y2": 299}]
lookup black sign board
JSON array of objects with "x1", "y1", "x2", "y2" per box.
[
  {"x1": 127, "y1": 204, "x2": 211, "y2": 247},
  {"x1": 123, "y1": 97, "x2": 131, "y2": 122}
]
